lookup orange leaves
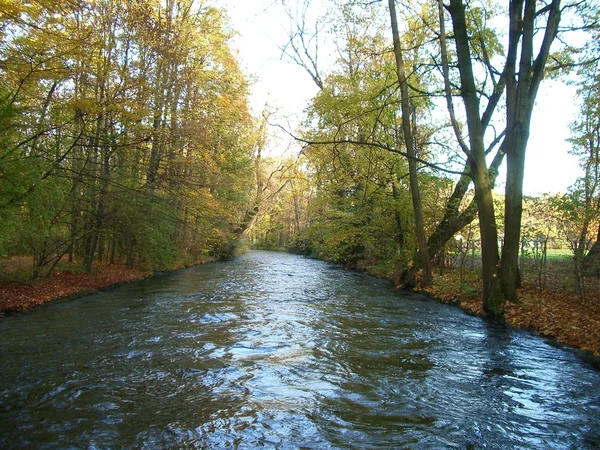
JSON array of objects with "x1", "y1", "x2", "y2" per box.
[
  {"x1": 0, "y1": 264, "x2": 150, "y2": 315},
  {"x1": 423, "y1": 269, "x2": 600, "y2": 356},
  {"x1": 502, "y1": 287, "x2": 600, "y2": 356},
  {"x1": 0, "y1": 256, "x2": 217, "y2": 316}
]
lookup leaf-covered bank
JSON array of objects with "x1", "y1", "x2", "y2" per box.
[
  {"x1": 0, "y1": 255, "x2": 225, "y2": 315},
  {"x1": 0, "y1": 263, "x2": 148, "y2": 315},
  {"x1": 406, "y1": 268, "x2": 600, "y2": 357},
  {"x1": 424, "y1": 272, "x2": 600, "y2": 357}
]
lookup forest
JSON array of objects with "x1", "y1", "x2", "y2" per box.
[
  {"x1": 0, "y1": 0, "x2": 256, "y2": 278},
  {"x1": 1, "y1": 1, "x2": 599, "y2": 352}
]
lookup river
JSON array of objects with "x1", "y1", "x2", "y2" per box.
[{"x1": 1, "y1": 250, "x2": 599, "y2": 449}]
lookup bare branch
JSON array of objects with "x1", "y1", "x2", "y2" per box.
[{"x1": 273, "y1": 122, "x2": 467, "y2": 176}]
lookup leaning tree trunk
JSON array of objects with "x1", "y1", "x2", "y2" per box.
[
  {"x1": 427, "y1": 146, "x2": 505, "y2": 263},
  {"x1": 427, "y1": 169, "x2": 475, "y2": 261}
]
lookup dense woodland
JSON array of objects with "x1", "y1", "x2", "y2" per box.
[
  {"x1": 0, "y1": 0, "x2": 256, "y2": 278},
  {"x1": 1, "y1": 0, "x2": 600, "y2": 323}
]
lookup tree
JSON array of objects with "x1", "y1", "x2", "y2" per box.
[
  {"x1": 438, "y1": 0, "x2": 564, "y2": 313},
  {"x1": 564, "y1": 18, "x2": 600, "y2": 280},
  {"x1": 0, "y1": 0, "x2": 256, "y2": 278},
  {"x1": 499, "y1": 0, "x2": 562, "y2": 301},
  {"x1": 388, "y1": 0, "x2": 432, "y2": 286},
  {"x1": 283, "y1": 1, "x2": 451, "y2": 283}
]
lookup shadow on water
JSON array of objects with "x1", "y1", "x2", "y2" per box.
[{"x1": 1, "y1": 250, "x2": 600, "y2": 449}]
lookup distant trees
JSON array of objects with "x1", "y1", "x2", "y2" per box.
[
  {"x1": 0, "y1": 0, "x2": 255, "y2": 278},
  {"x1": 554, "y1": 11, "x2": 600, "y2": 290}
]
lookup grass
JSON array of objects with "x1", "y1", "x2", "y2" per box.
[{"x1": 544, "y1": 248, "x2": 573, "y2": 259}]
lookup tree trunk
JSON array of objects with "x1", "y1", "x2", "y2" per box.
[
  {"x1": 391, "y1": 179, "x2": 406, "y2": 248},
  {"x1": 388, "y1": 0, "x2": 432, "y2": 286},
  {"x1": 583, "y1": 223, "x2": 600, "y2": 276},
  {"x1": 473, "y1": 163, "x2": 503, "y2": 313},
  {"x1": 448, "y1": 0, "x2": 503, "y2": 314},
  {"x1": 292, "y1": 181, "x2": 302, "y2": 233},
  {"x1": 500, "y1": 0, "x2": 561, "y2": 300},
  {"x1": 147, "y1": 62, "x2": 167, "y2": 190},
  {"x1": 84, "y1": 112, "x2": 111, "y2": 273}
]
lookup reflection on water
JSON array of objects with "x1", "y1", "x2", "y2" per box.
[{"x1": 1, "y1": 250, "x2": 600, "y2": 449}]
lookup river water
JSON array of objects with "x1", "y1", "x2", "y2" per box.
[{"x1": 1, "y1": 250, "x2": 599, "y2": 449}]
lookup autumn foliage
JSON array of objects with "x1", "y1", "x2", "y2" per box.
[{"x1": 502, "y1": 288, "x2": 600, "y2": 357}]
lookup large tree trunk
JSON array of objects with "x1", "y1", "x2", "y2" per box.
[
  {"x1": 448, "y1": 0, "x2": 503, "y2": 314},
  {"x1": 472, "y1": 164, "x2": 503, "y2": 313},
  {"x1": 501, "y1": 121, "x2": 529, "y2": 299},
  {"x1": 500, "y1": 0, "x2": 561, "y2": 300},
  {"x1": 388, "y1": 0, "x2": 432, "y2": 286}
]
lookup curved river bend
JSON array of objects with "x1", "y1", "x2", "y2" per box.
[{"x1": 1, "y1": 250, "x2": 599, "y2": 449}]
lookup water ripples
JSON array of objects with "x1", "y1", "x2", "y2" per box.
[{"x1": 1, "y1": 250, "x2": 600, "y2": 449}]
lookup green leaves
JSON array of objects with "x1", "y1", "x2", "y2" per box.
[{"x1": 0, "y1": 0, "x2": 256, "y2": 277}]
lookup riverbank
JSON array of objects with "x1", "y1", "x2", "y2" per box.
[
  {"x1": 421, "y1": 269, "x2": 600, "y2": 357},
  {"x1": 0, "y1": 257, "x2": 220, "y2": 315},
  {"x1": 2, "y1": 254, "x2": 599, "y2": 357},
  {"x1": 0, "y1": 264, "x2": 152, "y2": 315}
]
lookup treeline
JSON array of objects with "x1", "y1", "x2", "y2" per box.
[
  {"x1": 0, "y1": 0, "x2": 256, "y2": 279},
  {"x1": 250, "y1": 0, "x2": 600, "y2": 313}
]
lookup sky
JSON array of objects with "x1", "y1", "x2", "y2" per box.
[{"x1": 219, "y1": 0, "x2": 582, "y2": 197}]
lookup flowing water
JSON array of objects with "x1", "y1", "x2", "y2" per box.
[{"x1": 1, "y1": 250, "x2": 600, "y2": 449}]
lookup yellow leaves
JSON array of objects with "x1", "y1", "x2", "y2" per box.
[{"x1": 0, "y1": 0, "x2": 27, "y2": 21}]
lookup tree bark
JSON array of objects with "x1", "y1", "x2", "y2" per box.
[
  {"x1": 388, "y1": 0, "x2": 432, "y2": 286},
  {"x1": 500, "y1": 0, "x2": 561, "y2": 300}
]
